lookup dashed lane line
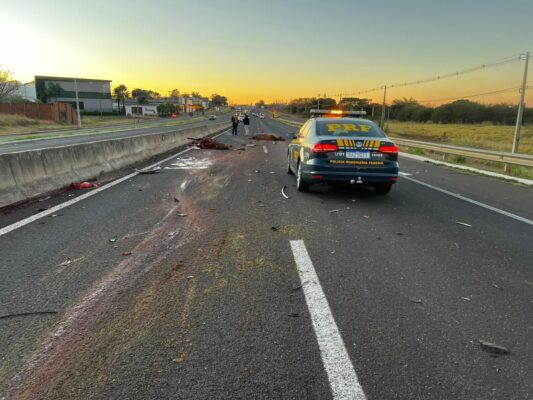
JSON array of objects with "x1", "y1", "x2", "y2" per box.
[
  {"x1": 290, "y1": 240, "x2": 367, "y2": 400},
  {"x1": 0, "y1": 129, "x2": 231, "y2": 237},
  {"x1": 263, "y1": 145, "x2": 268, "y2": 154}
]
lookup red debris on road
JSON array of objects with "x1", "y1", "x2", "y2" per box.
[
  {"x1": 188, "y1": 137, "x2": 229, "y2": 150},
  {"x1": 70, "y1": 182, "x2": 99, "y2": 189},
  {"x1": 252, "y1": 134, "x2": 285, "y2": 141}
]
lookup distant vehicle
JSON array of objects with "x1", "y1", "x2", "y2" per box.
[
  {"x1": 208, "y1": 115, "x2": 217, "y2": 120},
  {"x1": 287, "y1": 109, "x2": 399, "y2": 194},
  {"x1": 259, "y1": 113, "x2": 265, "y2": 119}
]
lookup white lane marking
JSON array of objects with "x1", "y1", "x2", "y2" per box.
[
  {"x1": 290, "y1": 240, "x2": 366, "y2": 400},
  {"x1": 401, "y1": 175, "x2": 533, "y2": 226},
  {"x1": 0, "y1": 129, "x2": 231, "y2": 237},
  {"x1": 263, "y1": 145, "x2": 268, "y2": 154}
]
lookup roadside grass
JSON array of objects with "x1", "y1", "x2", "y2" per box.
[
  {"x1": 387, "y1": 121, "x2": 533, "y2": 155},
  {"x1": 0, "y1": 114, "x2": 64, "y2": 135}
]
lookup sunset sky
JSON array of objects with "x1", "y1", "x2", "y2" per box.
[{"x1": 1, "y1": 0, "x2": 532, "y2": 105}]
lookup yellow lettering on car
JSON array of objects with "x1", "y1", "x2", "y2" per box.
[
  {"x1": 293, "y1": 150, "x2": 298, "y2": 161},
  {"x1": 359, "y1": 125, "x2": 371, "y2": 132},
  {"x1": 327, "y1": 124, "x2": 341, "y2": 132},
  {"x1": 343, "y1": 124, "x2": 358, "y2": 132}
]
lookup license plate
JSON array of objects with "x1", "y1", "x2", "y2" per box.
[{"x1": 346, "y1": 151, "x2": 370, "y2": 159}]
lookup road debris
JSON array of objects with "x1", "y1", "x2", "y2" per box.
[
  {"x1": 134, "y1": 166, "x2": 161, "y2": 174},
  {"x1": 70, "y1": 181, "x2": 98, "y2": 189},
  {"x1": 329, "y1": 209, "x2": 341, "y2": 213},
  {"x1": 454, "y1": 242, "x2": 460, "y2": 249},
  {"x1": 187, "y1": 136, "x2": 229, "y2": 149},
  {"x1": 292, "y1": 285, "x2": 302, "y2": 291},
  {"x1": 479, "y1": 340, "x2": 509, "y2": 355},
  {"x1": 166, "y1": 157, "x2": 211, "y2": 170},
  {"x1": 0, "y1": 311, "x2": 58, "y2": 320},
  {"x1": 281, "y1": 185, "x2": 289, "y2": 199},
  {"x1": 234, "y1": 147, "x2": 246, "y2": 151},
  {"x1": 255, "y1": 169, "x2": 261, "y2": 173},
  {"x1": 492, "y1": 283, "x2": 503, "y2": 290},
  {"x1": 363, "y1": 215, "x2": 370, "y2": 219},
  {"x1": 269, "y1": 171, "x2": 276, "y2": 174},
  {"x1": 57, "y1": 258, "x2": 72, "y2": 267},
  {"x1": 109, "y1": 237, "x2": 117, "y2": 243},
  {"x1": 271, "y1": 226, "x2": 279, "y2": 231},
  {"x1": 288, "y1": 313, "x2": 300, "y2": 317},
  {"x1": 246, "y1": 143, "x2": 257, "y2": 147},
  {"x1": 455, "y1": 221, "x2": 472, "y2": 227},
  {"x1": 38, "y1": 196, "x2": 52, "y2": 202},
  {"x1": 461, "y1": 297, "x2": 472, "y2": 301},
  {"x1": 168, "y1": 231, "x2": 177, "y2": 237},
  {"x1": 122, "y1": 252, "x2": 132, "y2": 256},
  {"x1": 252, "y1": 134, "x2": 286, "y2": 141},
  {"x1": 186, "y1": 275, "x2": 194, "y2": 279},
  {"x1": 410, "y1": 298, "x2": 423, "y2": 304},
  {"x1": 177, "y1": 213, "x2": 188, "y2": 217},
  {"x1": 174, "y1": 197, "x2": 180, "y2": 203}
]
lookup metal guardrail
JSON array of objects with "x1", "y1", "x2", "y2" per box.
[
  {"x1": 392, "y1": 137, "x2": 533, "y2": 168},
  {"x1": 276, "y1": 118, "x2": 533, "y2": 168}
]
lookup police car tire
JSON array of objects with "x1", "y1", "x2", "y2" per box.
[
  {"x1": 296, "y1": 162, "x2": 310, "y2": 192},
  {"x1": 374, "y1": 183, "x2": 392, "y2": 195},
  {"x1": 287, "y1": 152, "x2": 294, "y2": 175}
]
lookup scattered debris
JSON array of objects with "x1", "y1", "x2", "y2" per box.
[
  {"x1": 395, "y1": 232, "x2": 404, "y2": 236},
  {"x1": 455, "y1": 221, "x2": 472, "y2": 227},
  {"x1": 122, "y1": 252, "x2": 132, "y2": 256},
  {"x1": 113, "y1": 245, "x2": 119, "y2": 249},
  {"x1": 363, "y1": 215, "x2": 370, "y2": 219},
  {"x1": 479, "y1": 340, "x2": 509, "y2": 355},
  {"x1": 70, "y1": 181, "x2": 98, "y2": 189},
  {"x1": 269, "y1": 171, "x2": 276, "y2": 174},
  {"x1": 253, "y1": 134, "x2": 285, "y2": 141},
  {"x1": 461, "y1": 297, "x2": 472, "y2": 301},
  {"x1": 167, "y1": 157, "x2": 211, "y2": 170},
  {"x1": 246, "y1": 143, "x2": 257, "y2": 147},
  {"x1": 109, "y1": 237, "x2": 117, "y2": 243},
  {"x1": 288, "y1": 313, "x2": 300, "y2": 317},
  {"x1": 57, "y1": 258, "x2": 71, "y2": 267},
  {"x1": 37, "y1": 207, "x2": 50, "y2": 212},
  {"x1": 351, "y1": 199, "x2": 356, "y2": 202},
  {"x1": 67, "y1": 194, "x2": 75, "y2": 197},
  {"x1": 168, "y1": 231, "x2": 177, "y2": 237},
  {"x1": 255, "y1": 169, "x2": 261, "y2": 173},
  {"x1": 134, "y1": 166, "x2": 161, "y2": 174},
  {"x1": 38, "y1": 196, "x2": 52, "y2": 202},
  {"x1": 0, "y1": 311, "x2": 58, "y2": 320},
  {"x1": 186, "y1": 275, "x2": 194, "y2": 279},
  {"x1": 177, "y1": 213, "x2": 188, "y2": 217},
  {"x1": 292, "y1": 285, "x2": 302, "y2": 291},
  {"x1": 271, "y1": 226, "x2": 279, "y2": 231},
  {"x1": 174, "y1": 197, "x2": 180, "y2": 203},
  {"x1": 234, "y1": 147, "x2": 246, "y2": 151},
  {"x1": 454, "y1": 242, "x2": 460, "y2": 249},
  {"x1": 410, "y1": 298, "x2": 423, "y2": 304},
  {"x1": 50, "y1": 214, "x2": 62, "y2": 218},
  {"x1": 281, "y1": 186, "x2": 289, "y2": 199},
  {"x1": 188, "y1": 136, "x2": 229, "y2": 149},
  {"x1": 329, "y1": 209, "x2": 341, "y2": 213},
  {"x1": 492, "y1": 283, "x2": 503, "y2": 290}
]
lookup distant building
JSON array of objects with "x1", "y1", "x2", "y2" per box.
[
  {"x1": 120, "y1": 101, "x2": 159, "y2": 117},
  {"x1": 35, "y1": 76, "x2": 112, "y2": 112},
  {"x1": 13, "y1": 82, "x2": 37, "y2": 101}
]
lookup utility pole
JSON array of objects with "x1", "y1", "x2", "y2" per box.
[
  {"x1": 380, "y1": 85, "x2": 387, "y2": 128},
  {"x1": 317, "y1": 93, "x2": 320, "y2": 110},
  {"x1": 74, "y1": 78, "x2": 82, "y2": 128},
  {"x1": 512, "y1": 52, "x2": 529, "y2": 154}
]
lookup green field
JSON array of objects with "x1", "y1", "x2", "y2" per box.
[{"x1": 385, "y1": 121, "x2": 533, "y2": 155}]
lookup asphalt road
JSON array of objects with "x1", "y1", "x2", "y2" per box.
[
  {"x1": 0, "y1": 114, "x2": 231, "y2": 154},
  {"x1": 1, "y1": 114, "x2": 532, "y2": 399}
]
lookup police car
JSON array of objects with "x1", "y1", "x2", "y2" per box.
[{"x1": 287, "y1": 109, "x2": 399, "y2": 194}]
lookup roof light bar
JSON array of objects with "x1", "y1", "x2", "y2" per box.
[{"x1": 310, "y1": 109, "x2": 367, "y2": 117}]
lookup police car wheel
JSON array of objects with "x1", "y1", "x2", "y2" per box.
[
  {"x1": 296, "y1": 162, "x2": 310, "y2": 192},
  {"x1": 287, "y1": 152, "x2": 294, "y2": 175},
  {"x1": 374, "y1": 183, "x2": 392, "y2": 195}
]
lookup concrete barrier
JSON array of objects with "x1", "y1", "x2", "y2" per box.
[{"x1": 0, "y1": 121, "x2": 230, "y2": 208}]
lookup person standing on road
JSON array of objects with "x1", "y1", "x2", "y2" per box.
[
  {"x1": 243, "y1": 113, "x2": 251, "y2": 136},
  {"x1": 231, "y1": 114, "x2": 239, "y2": 136}
]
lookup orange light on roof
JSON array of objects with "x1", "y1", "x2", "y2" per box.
[{"x1": 330, "y1": 110, "x2": 343, "y2": 114}]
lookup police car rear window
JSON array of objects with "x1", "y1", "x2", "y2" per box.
[{"x1": 316, "y1": 120, "x2": 385, "y2": 138}]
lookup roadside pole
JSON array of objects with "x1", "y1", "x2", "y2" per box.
[
  {"x1": 317, "y1": 94, "x2": 320, "y2": 110},
  {"x1": 74, "y1": 78, "x2": 82, "y2": 128},
  {"x1": 380, "y1": 85, "x2": 387, "y2": 128},
  {"x1": 512, "y1": 52, "x2": 529, "y2": 154}
]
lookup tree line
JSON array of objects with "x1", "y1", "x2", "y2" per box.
[{"x1": 284, "y1": 96, "x2": 533, "y2": 125}]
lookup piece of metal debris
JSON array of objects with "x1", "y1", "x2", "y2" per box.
[
  {"x1": 479, "y1": 340, "x2": 509, "y2": 355},
  {"x1": 0, "y1": 311, "x2": 58, "y2": 320},
  {"x1": 177, "y1": 213, "x2": 188, "y2": 217},
  {"x1": 461, "y1": 297, "x2": 472, "y2": 301},
  {"x1": 122, "y1": 252, "x2": 132, "y2": 256},
  {"x1": 455, "y1": 221, "x2": 472, "y2": 227},
  {"x1": 410, "y1": 298, "x2": 423, "y2": 304},
  {"x1": 186, "y1": 275, "x2": 194, "y2": 279},
  {"x1": 329, "y1": 209, "x2": 341, "y2": 213},
  {"x1": 281, "y1": 186, "x2": 289, "y2": 199},
  {"x1": 109, "y1": 237, "x2": 117, "y2": 243}
]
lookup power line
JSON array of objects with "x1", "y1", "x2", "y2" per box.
[
  {"x1": 417, "y1": 86, "x2": 521, "y2": 104},
  {"x1": 334, "y1": 53, "x2": 523, "y2": 98}
]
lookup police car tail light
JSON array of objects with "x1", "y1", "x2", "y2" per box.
[
  {"x1": 379, "y1": 145, "x2": 399, "y2": 154},
  {"x1": 312, "y1": 143, "x2": 339, "y2": 153}
]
